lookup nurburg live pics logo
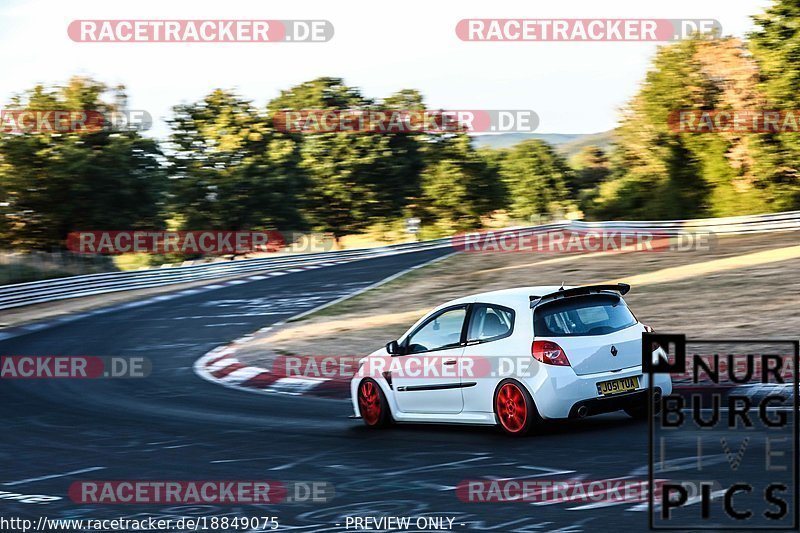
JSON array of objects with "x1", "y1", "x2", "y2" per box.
[{"x1": 644, "y1": 333, "x2": 800, "y2": 530}]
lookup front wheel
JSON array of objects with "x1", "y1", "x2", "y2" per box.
[
  {"x1": 494, "y1": 380, "x2": 540, "y2": 436},
  {"x1": 357, "y1": 379, "x2": 392, "y2": 428}
]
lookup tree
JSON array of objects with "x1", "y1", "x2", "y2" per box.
[
  {"x1": 0, "y1": 77, "x2": 165, "y2": 250},
  {"x1": 417, "y1": 136, "x2": 506, "y2": 233},
  {"x1": 587, "y1": 38, "x2": 730, "y2": 220},
  {"x1": 569, "y1": 146, "x2": 611, "y2": 194},
  {"x1": 498, "y1": 139, "x2": 572, "y2": 221},
  {"x1": 167, "y1": 89, "x2": 306, "y2": 231},
  {"x1": 749, "y1": 0, "x2": 800, "y2": 209},
  {"x1": 589, "y1": 28, "x2": 800, "y2": 220},
  {"x1": 268, "y1": 78, "x2": 424, "y2": 241}
]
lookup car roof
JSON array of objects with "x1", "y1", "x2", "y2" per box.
[{"x1": 437, "y1": 286, "x2": 567, "y2": 309}]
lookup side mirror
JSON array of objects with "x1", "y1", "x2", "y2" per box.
[{"x1": 386, "y1": 340, "x2": 401, "y2": 355}]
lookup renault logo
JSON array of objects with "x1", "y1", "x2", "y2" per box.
[{"x1": 610, "y1": 345, "x2": 618, "y2": 356}]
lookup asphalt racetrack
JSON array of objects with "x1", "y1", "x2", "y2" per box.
[{"x1": 0, "y1": 248, "x2": 711, "y2": 532}]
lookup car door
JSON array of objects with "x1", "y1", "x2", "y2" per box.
[
  {"x1": 392, "y1": 305, "x2": 468, "y2": 414},
  {"x1": 461, "y1": 303, "x2": 516, "y2": 408}
]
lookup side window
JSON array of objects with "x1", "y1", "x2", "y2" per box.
[
  {"x1": 467, "y1": 304, "x2": 514, "y2": 342},
  {"x1": 406, "y1": 307, "x2": 467, "y2": 354}
]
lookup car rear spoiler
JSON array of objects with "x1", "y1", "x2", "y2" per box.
[{"x1": 529, "y1": 283, "x2": 631, "y2": 308}]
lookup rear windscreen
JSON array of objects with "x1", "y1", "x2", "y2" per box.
[{"x1": 533, "y1": 293, "x2": 637, "y2": 337}]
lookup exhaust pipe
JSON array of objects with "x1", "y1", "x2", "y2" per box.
[
  {"x1": 653, "y1": 390, "x2": 662, "y2": 404},
  {"x1": 652, "y1": 389, "x2": 662, "y2": 413},
  {"x1": 576, "y1": 405, "x2": 589, "y2": 418}
]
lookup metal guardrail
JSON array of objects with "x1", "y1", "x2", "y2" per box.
[
  {"x1": 570, "y1": 210, "x2": 800, "y2": 235},
  {"x1": 1, "y1": 211, "x2": 798, "y2": 310},
  {"x1": 0, "y1": 237, "x2": 454, "y2": 310}
]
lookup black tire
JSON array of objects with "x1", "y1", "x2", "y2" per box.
[
  {"x1": 357, "y1": 378, "x2": 392, "y2": 428},
  {"x1": 624, "y1": 405, "x2": 648, "y2": 420},
  {"x1": 493, "y1": 379, "x2": 541, "y2": 436},
  {"x1": 624, "y1": 392, "x2": 661, "y2": 420}
]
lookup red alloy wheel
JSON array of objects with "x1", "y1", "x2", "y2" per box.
[
  {"x1": 496, "y1": 382, "x2": 528, "y2": 433},
  {"x1": 358, "y1": 380, "x2": 382, "y2": 426}
]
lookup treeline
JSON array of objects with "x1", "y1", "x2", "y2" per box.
[
  {"x1": 584, "y1": 0, "x2": 800, "y2": 219},
  {"x1": 0, "y1": 77, "x2": 576, "y2": 252},
  {"x1": 2, "y1": 0, "x2": 800, "y2": 253}
]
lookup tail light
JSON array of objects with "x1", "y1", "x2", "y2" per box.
[
  {"x1": 532, "y1": 340, "x2": 571, "y2": 366},
  {"x1": 643, "y1": 324, "x2": 661, "y2": 351}
]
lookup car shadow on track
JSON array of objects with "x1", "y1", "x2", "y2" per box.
[{"x1": 346, "y1": 412, "x2": 645, "y2": 440}]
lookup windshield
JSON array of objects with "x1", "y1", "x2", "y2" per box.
[{"x1": 533, "y1": 293, "x2": 637, "y2": 337}]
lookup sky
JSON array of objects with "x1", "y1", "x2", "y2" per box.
[{"x1": 0, "y1": 0, "x2": 773, "y2": 137}]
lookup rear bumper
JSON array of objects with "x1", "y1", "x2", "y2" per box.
[
  {"x1": 568, "y1": 387, "x2": 662, "y2": 418},
  {"x1": 523, "y1": 364, "x2": 672, "y2": 419}
]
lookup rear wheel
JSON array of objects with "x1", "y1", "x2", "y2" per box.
[
  {"x1": 624, "y1": 405, "x2": 648, "y2": 420},
  {"x1": 494, "y1": 380, "x2": 539, "y2": 436},
  {"x1": 624, "y1": 391, "x2": 662, "y2": 420},
  {"x1": 357, "y1": 379, "x2": 392, "y2": 428}
]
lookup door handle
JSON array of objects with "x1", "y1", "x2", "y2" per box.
[{"x1": 444, "y1": 359, "x2": 458, "y2": 366}]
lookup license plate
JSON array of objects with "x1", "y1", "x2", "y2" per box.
[{"x1": 596, "y1": 376, "x2": 640, "y2": 396}]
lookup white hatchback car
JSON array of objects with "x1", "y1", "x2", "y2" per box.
[{"x1": 351, "y1": 283, "x2": 672, "y2": 435}]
